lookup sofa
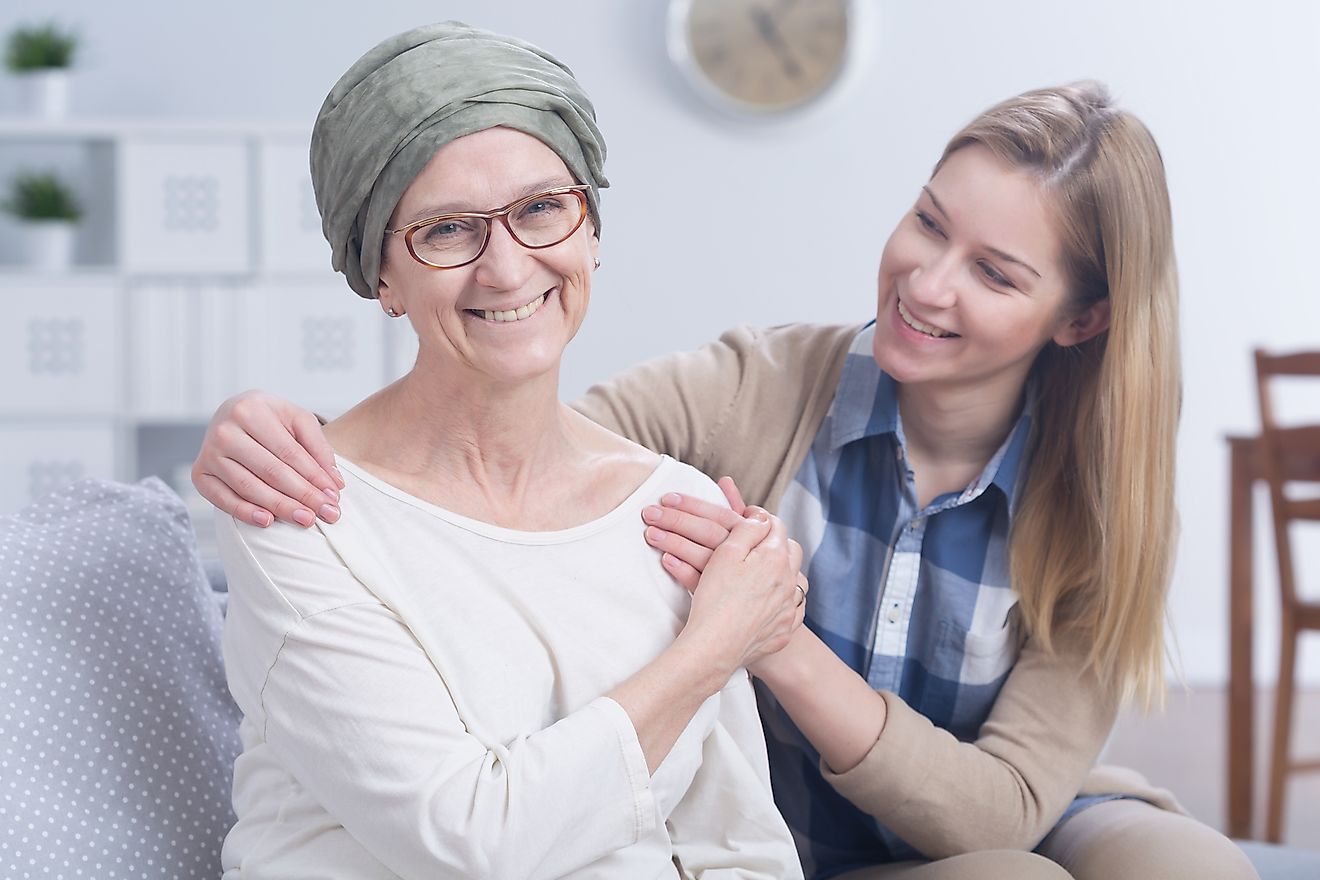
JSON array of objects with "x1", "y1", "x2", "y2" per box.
[{"x1": 1, "y1": 477, "x2": 1316, "y2": 879}]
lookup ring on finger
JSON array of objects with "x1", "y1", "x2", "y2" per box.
[{"x1": 795, "y1": 584, "x2": 807, "y2": 607}]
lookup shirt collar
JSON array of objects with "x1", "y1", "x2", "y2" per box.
[
  {"x1": 829, "y1": 323, "x2": 898, "y2": 449},
  {"x1": 828, "y1": 322, "x2": 1034, "y2": 516},
  {"x1": 972, "y1": 405, "x2": 1033, "y2": 516}
]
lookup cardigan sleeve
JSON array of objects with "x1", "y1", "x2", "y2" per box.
[
  {"x1": 570, "y1": 327, "x2": 755, "y2": 477},
  {"x1": 572, "y1": 323, "x2": 859, "y2": 507},
  {"x1": 819, "y1": 631, "x2": 1120, "y2": 858}
]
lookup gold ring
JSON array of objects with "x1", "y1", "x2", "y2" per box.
[{"x1": 795, "y1": 584, "x2": 807, "y2": 608}]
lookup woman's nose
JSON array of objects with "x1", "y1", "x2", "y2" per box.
[
  {"x1": 906, "y1": 254, "x2": 958, "y2": 310},
  {"x1": 472, "y1": 219, "x2": 535, "y2": 289}
]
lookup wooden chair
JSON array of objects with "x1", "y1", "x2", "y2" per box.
[{"x1": 1254, "y1": 349, "x2": 1320, "y2": 842}]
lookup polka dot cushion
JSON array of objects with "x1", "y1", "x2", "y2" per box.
[{"x1": 0, "y1": 478, "x2": 241, "y2": 878}]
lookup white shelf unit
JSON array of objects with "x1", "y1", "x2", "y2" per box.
[{"x1": 0, "y1": 118, "x2": 420, "y2": 548}]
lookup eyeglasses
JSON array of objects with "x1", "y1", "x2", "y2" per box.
[{"x1": 384, "y1": 185, "x2": 591, "y2": 270}]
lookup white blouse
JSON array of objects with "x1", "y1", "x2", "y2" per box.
[{"x1": 217, "y1": 454, "x2": 801, "y2": 879}]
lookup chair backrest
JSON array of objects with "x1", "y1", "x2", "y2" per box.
[{"x1": 1253, "y1": 349, "x2": 1320, "y2": 607}]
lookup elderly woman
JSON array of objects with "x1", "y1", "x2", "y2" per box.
[{"x1": 215, "y1": 22, "x2": 804, "y2": 879}]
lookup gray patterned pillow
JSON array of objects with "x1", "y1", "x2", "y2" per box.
[{"x1": 0, "y1": 478, "x2": 241, "y2": 879}]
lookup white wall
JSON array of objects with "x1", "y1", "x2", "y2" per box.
[{"x1": 3, "y1": 0, "x2": 1318, "y2": 687}]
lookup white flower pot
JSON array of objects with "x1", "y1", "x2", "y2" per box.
[
  {"x1": 17, "y1": 69, "x2": 71, "y2": 120},
  {"x1": 20, "y1": 221, "x2": 77, "y2": 271}
]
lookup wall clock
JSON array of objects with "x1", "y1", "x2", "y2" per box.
[{"x1": 667, "y1": 0, "x2": 860, "y2": 117}]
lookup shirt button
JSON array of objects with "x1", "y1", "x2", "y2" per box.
[{"x1": 887, "y1": 601, "x2": 901, "y2": 624}]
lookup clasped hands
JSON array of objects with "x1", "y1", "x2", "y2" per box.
[{"x1": 642, "y1": 476, "x2": 809, "y2": 675}]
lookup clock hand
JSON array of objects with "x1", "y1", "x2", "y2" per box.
[{"x1": 750, "y1": 5, "x2": 804, "y2": 80}]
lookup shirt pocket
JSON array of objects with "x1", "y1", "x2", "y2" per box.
[{"x1": 939, "y1": 615, "x2": 1021, "y2": 687}]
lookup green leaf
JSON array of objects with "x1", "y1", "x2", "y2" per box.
[
  {"x1": 5, "y1": 23, "x2": 78, "y2": 72},
  {"x1": 2, "y1": 172, "x2": 81, "y2": 221}
]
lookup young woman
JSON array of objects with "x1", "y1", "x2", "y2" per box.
[{"x1": 195, "y1": 82, "x2": 1258, "y2": 879}]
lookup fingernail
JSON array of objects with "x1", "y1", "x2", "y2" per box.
[
  {"x1": 662, "y1": 493, "x2": 682, "y2": 505},
  {"x1": 319, "y1": 504, "x2": 339, "y2": 523},
  {"x1": 323, "y1": 487, "x2": 339, "y2": 503},
  {"x1": 750, "y1": 511, "x2": 769, "y2": 523},
  {"x1": 293, "y1": 508, "x2": 315, "y2": 527},
  {"x1": 252, "y1": 510, "x2": 273, "y2": 527},
  {"x1": 331, "y1": 466, "x2": 345, "y2": 487},
  {"x1": 662, "y1": 553, "x2": 677, "y2": 568},
  {"x1": 642, "y1": 506, "x2": 661, "y2": 523},
  {"x1": 645, "y1": 526, "x2": 666, "y2": 542}
]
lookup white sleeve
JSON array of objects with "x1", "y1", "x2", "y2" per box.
[
  {"x1": 219, "y1": 516, "x2": 657, "y2": 880},
  {"x1": 666, "y1": 672, "x2": 804, "y2": 880}
]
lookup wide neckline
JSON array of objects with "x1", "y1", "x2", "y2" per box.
[{"x1": 333, "y1": 453, "x2": 673, "y2": 545}]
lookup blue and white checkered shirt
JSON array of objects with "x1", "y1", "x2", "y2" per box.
[{"x1": 765, "y1": 322, "x2": 1034, "y2": 876}]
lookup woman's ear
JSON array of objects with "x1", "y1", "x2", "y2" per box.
[
  {"x1": 377, "y1": 245, "x2": 395, "y2": 297},
  {"x1": 589, "y1": 221, "x2": 600, "y2": 264},
  {"x1": 376, "y1": 269, "x2": 400, "y2": 317},
  {"x1": 1054, "y1": 298, "x2": 1111, "y2": 347}
]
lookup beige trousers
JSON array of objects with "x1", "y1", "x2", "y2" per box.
[{"x1": 833, "y1": 800, "x2": 1259, "y2": 880}]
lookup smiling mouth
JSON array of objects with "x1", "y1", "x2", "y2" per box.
[
  {"x1": 897, "y1": 299, "x2": 959, "y2": 338},
  {"x1": 466, "y1": 290, "x2": 550, "y2": 323}
]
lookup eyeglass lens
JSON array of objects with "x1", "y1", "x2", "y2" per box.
[{"x1": 410, "y1": 190, "x2": 585, "y2": 268}]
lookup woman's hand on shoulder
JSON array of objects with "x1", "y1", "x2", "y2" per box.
[
  {"x1": 644, "y1": 476, "x2": 753, "y2": 590},
  {"x1": 191, "y1": 390, "x2": 344, "y2": 528},
  {"x1": 679, "y1": 506, "x2": 806, "y2": 671},
  {"x1": 649, "y1": 476, "x2": 808, "y2": 671}
]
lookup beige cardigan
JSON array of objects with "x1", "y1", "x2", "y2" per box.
[{"x1": 574, "y1": 322, "x2": 1181, "y2": 858}]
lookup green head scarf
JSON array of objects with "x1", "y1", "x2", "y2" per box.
[{"x1": 310, "y1": 21, "x2": 609, "y2": 299}]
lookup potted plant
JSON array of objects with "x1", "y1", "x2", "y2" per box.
[
  {"x1": 3, "y1": 171, "x2": 82, "y2": 270},
  {"x1": 5, "y1": 23, "x2": 78, "y2": 119}
]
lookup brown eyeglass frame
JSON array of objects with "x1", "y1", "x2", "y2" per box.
[{"x1": 384, "y1": 185, "x2": 591, "y2": 270}]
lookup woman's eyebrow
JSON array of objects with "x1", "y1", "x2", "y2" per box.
[
  {"x1": 404, "y1": 177, "x2": 576, "y2": 224},
  {"x1": 921, "y1": 185, "x2": 950, "y2": 221},
  {"x1": 921, "y1": 185, "x2": 1042, "y2": 279},
  {"x1": 988, "y1": 246, "x2": 1041, "y2": 279}
]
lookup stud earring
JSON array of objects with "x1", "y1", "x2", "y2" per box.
[
  {"x1": 593, "y1": 257, "x2": 601, "y2": 270},
  {"x1": 386, "y1": 306, "x2": 401, "y2": 318}
]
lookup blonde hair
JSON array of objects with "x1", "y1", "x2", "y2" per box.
[{"x1": 935, "y1": 82, "x2": 1181, "y2": 704}]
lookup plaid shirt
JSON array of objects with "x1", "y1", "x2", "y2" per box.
[{"x1": 765, "y1": 322, "x2": 1034, "y2": 876}]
